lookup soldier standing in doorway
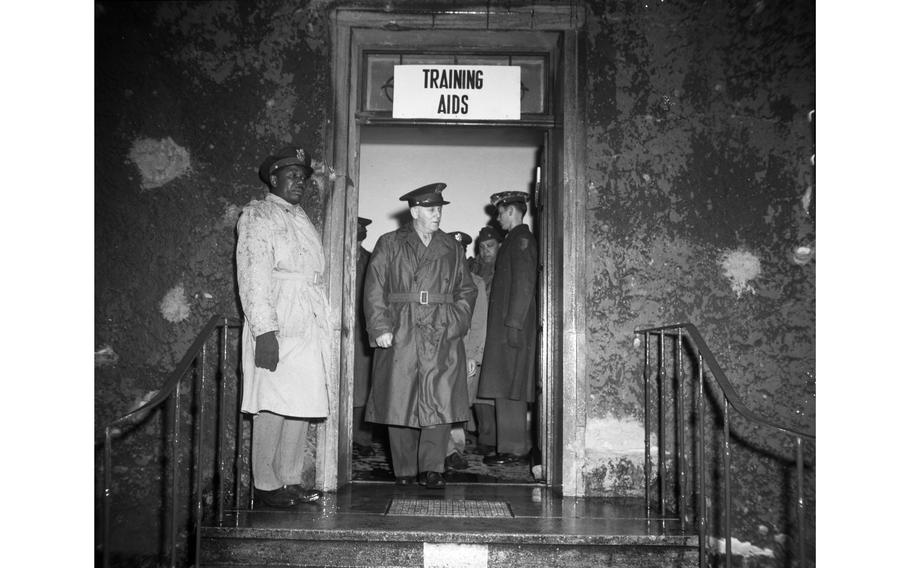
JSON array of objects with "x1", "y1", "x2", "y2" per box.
[
  {"x1": 352, "y1": 217, "x2": 375, "y2": 456},
  {"x1": 468, "y1": 226, "x2": 502, "y2": 456},
  {"x1": 478, "y1": 191, "x2": 538, "y2": 466},
  {"x1": 363, "y1": 183, "x2": 477, "y2": 489}
]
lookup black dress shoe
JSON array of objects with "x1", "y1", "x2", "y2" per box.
[
  {"x1": 418, "y1": 471, "x2": 446, "y2": 489},
  {"x1": 288, "y1": 485, "x2": 323, "y2": 503},
  {"x1": 483, "y1": 452, "x2": 529, "y2": 466},
  {"x1": 444, "y1": 451, "x2": 469, "y2": 471},
  {"x1": 395, "y1": 475, "x2": 417, "y2": 485},
  {"x1": 254, "y1": 486, "x2": 297, "y2": 508}
]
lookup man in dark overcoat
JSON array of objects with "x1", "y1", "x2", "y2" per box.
[
  {"x1": 352, "y1": 217, "x2": 375, "y2": 456},
  {"x1": 478, "y1": 191, "x2": 538, "y2": 466},
  {"x1": 363, "y1": 183, "x2": 477, "y2": 489}
]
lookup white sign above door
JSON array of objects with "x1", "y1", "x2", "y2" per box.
[{"x1": 392, "y1": 65, "x2": 521, "y2": 120}]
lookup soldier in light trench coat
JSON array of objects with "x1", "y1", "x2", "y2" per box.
[
  {"x1": 237, "y1": 145, "x2": 331, "y2": 509},
  {"x1": 363, "y1": 183, "x2": 477, "y2": 489}
]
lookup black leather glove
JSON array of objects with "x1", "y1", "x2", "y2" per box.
[
  {"x1": 254, "y1": 331, "x2": 279, "y2": 371},
  {"x1": 507, "y1": 327, "x2": 521, "y2": 348}
]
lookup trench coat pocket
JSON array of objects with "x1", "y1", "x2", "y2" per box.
[{"x1": 444, "y1": 305, "x2": 468, "y2": 340}]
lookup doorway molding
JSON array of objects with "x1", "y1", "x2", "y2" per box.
[{"x1": 322, "y1": 4, "x2": 588, "y2": 496}]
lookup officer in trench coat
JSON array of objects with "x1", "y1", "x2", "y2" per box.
[
  {"x1": 363, "y1": 183, "x2": 477, "y2": 489},
  {"x1": 237, "y1": 145, "x2": 330, "y2": 508},
  {"x1": 478, "y1": 191, "x2": 538, "y2": 466}
]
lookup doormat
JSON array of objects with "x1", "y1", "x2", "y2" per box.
[{"x1": 385, "y1": 497, "x2": 513, "y2": 518}]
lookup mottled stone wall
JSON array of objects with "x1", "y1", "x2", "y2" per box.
[
  {"x1": 582, "y1": 0, "x2": 815, "y2": 562},
  {"x1": 94, "y1": 1, "x2": 337, "y2": 562}
]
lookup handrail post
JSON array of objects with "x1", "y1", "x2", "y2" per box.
[
  {"x1": 217, "y1": 321, "x2": 228, "y2": 524},
  {"x1": 103, "y1": 428, "x2": 112, "y2": 568},
  {"x1": 643, "y1": 332, "x2": 651, "y2": 519},
  {"x1": 676, "y1": 327, "x2": 687, "y2": 529},
  {"x1": 797, "y1": 436, "x2": 806, "y2": 567},
  {"x1": 169, "y1": 382, "x2": 180, "y2": 568},
  {"x1": 696, "y1": 353, "x2": 706, "y2": 568},
  {"x1": 723, "y1": 400, "x2": 732, "y2": 568},
  {"x1": 235, "y1": 385, "x2": 244, "y2": 513},
  {"x1": 658, "y1": 331, "x2": 666, "y2": 517},
  {"x1": 193, "y1": 344, "x2": 208, "y2": 568}
]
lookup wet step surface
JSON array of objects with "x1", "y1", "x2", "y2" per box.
[
  {"x1": 204, "y1": 484, "x2": 693, "y2": 543},
  {"x1": 201, "y1": 485, "x2": 697, "y2": 567}
]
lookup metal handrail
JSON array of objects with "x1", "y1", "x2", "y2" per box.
[
  {"x1": 638, "y1": 323, "x2": 814, "y2": 438},
  {"x1": 635, "y1": 322, "x2": 815, "y2": 568},
  {"x1": 100, "y1": 315, "x2": 242, "y2": 568}
]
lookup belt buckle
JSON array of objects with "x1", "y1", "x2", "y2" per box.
[{"x1": 419, "y1": 290, "x2": 429, "y2": 305}]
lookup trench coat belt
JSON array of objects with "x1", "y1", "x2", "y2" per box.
[
  {"x1": 272, "y1": 270, "x2": 324, "y2": 286},
  {"x1": 388, "y1": 291, "x2": 454, "y2": 305}
]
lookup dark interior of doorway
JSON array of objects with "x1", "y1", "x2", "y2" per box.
[{"x1": 351, "y1": 125, "x2": 546, "y2": 485}]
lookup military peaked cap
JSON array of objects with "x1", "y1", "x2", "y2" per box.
[
  {"x1": 477, "y1": 226, "x2": 503, "y2": 244},
  {"x1": 357, "y1": 217, "x2": 372, "y2": 227},
  {"x1": 258, "y1": 146, "x2": 313, "y2": 184},
  {"x1": 490, "y1": 190, "x2": 530, "y2": 208},
  {"x1": 399, "y1": 183, "x2": 449, "y2": 207},
  {"x1": 449, "y1": 231, "x2": 473, "y2": 248}
]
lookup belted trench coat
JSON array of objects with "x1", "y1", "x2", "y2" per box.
[
  {"x1": 236, "y1": 194, "x2": 331, "y2": 418},
  {"x1": 363, "y1": 224, "x2": 477, "y2": 428}
]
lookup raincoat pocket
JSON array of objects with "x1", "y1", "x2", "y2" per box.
[
  {"x1": 273, "y1": 280, "x2": 308, "y2": 338},
  {"x1": 444, "y1": 304, "x2": 468, "y2": 341}
]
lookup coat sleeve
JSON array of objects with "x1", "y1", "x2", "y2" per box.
[
  {"x1": 449, "y1": 245, "x2": 478, "y2": 339},
  {"x1": 464, "y1": 275, "x2": 487, "y2": 361},
  {"x1": 363, "y1": 235, "x2": 393, "y2": 345},
  {"x1": 505, "y1": 234, "x2": 537, "y2": 330},
  {"x1": 236, "y1": 206, "x2": 278, "y2": 337}
]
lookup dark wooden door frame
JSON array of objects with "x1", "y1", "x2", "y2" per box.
[{"x1": 322, "y1": 5, "x2": 588, "y2": 496}]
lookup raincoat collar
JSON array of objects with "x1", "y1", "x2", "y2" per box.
[
  {"x1": 265, "y1": 192, "x2": 306, "y2": 215},
  {"x1": 400, "y1": 223, "x2": 452, "y2": 262}
]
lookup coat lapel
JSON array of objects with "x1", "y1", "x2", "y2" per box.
[
  {"x1": 422, "y1": 230, "x2": 450, "y2": 263},
  {"x1": 402, "y1": 224, "x2": 450, "y2": 267}
]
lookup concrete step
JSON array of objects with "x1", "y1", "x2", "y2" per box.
[{"x1": 200, "y1": 484, "x2": 698, "y2": 567}]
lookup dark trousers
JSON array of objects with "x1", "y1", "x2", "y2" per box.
[
  {"x1": 474, "y1": 403, "x2": 496, "y2": 447},
  {"x1": 388, "y1": 424, "x2": 451, "y2": 477},
  {"x1": 352, "y1": 406, "x2": 373, "y2": 447},
  {"x1": 495, "y1": 398, "x2": 532, "y2": 455}
]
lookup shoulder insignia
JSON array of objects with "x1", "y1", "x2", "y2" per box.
[{"x1": 519, "y1": 237, "x2": 529, "y2": 250}]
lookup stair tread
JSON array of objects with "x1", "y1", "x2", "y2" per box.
[{"x1": 203, "y1": 483, "x2": 696, "y2": 547}]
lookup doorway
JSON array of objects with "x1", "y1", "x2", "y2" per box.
[
  {"x1": 352, "y1": 124, "x2": 544, "y2": 484},
  {"x1": 323, "y1": 5, "x2": 587, "y2": 495}
]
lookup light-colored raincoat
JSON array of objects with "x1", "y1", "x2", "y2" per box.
[{"x1": 237, "y1": 193, "x2": 330, "y2": 418}]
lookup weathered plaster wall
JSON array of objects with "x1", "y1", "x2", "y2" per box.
[
  {"x1": 94, "y1": 1, "x2": 338, "y2": 563},
  {"x1": 582, "y1": 0, "x2": 815, "y2": 563},
  {"x1": 95, "y1": 1, "x2": 814, "y2": 565}
]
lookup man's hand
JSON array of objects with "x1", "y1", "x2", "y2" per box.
[
  {"x1": 376, "y1": 332, "x2": 394, "y2": 349},
  {"x1": 255, "y1": 331, "x2": 279, "y2": 371},
  {"x1": 467, "y1": 358, "x2": 479, "y2": 377},
  {"x1": 507, "y1": 327, "x2": 521, "y2": 348}
]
